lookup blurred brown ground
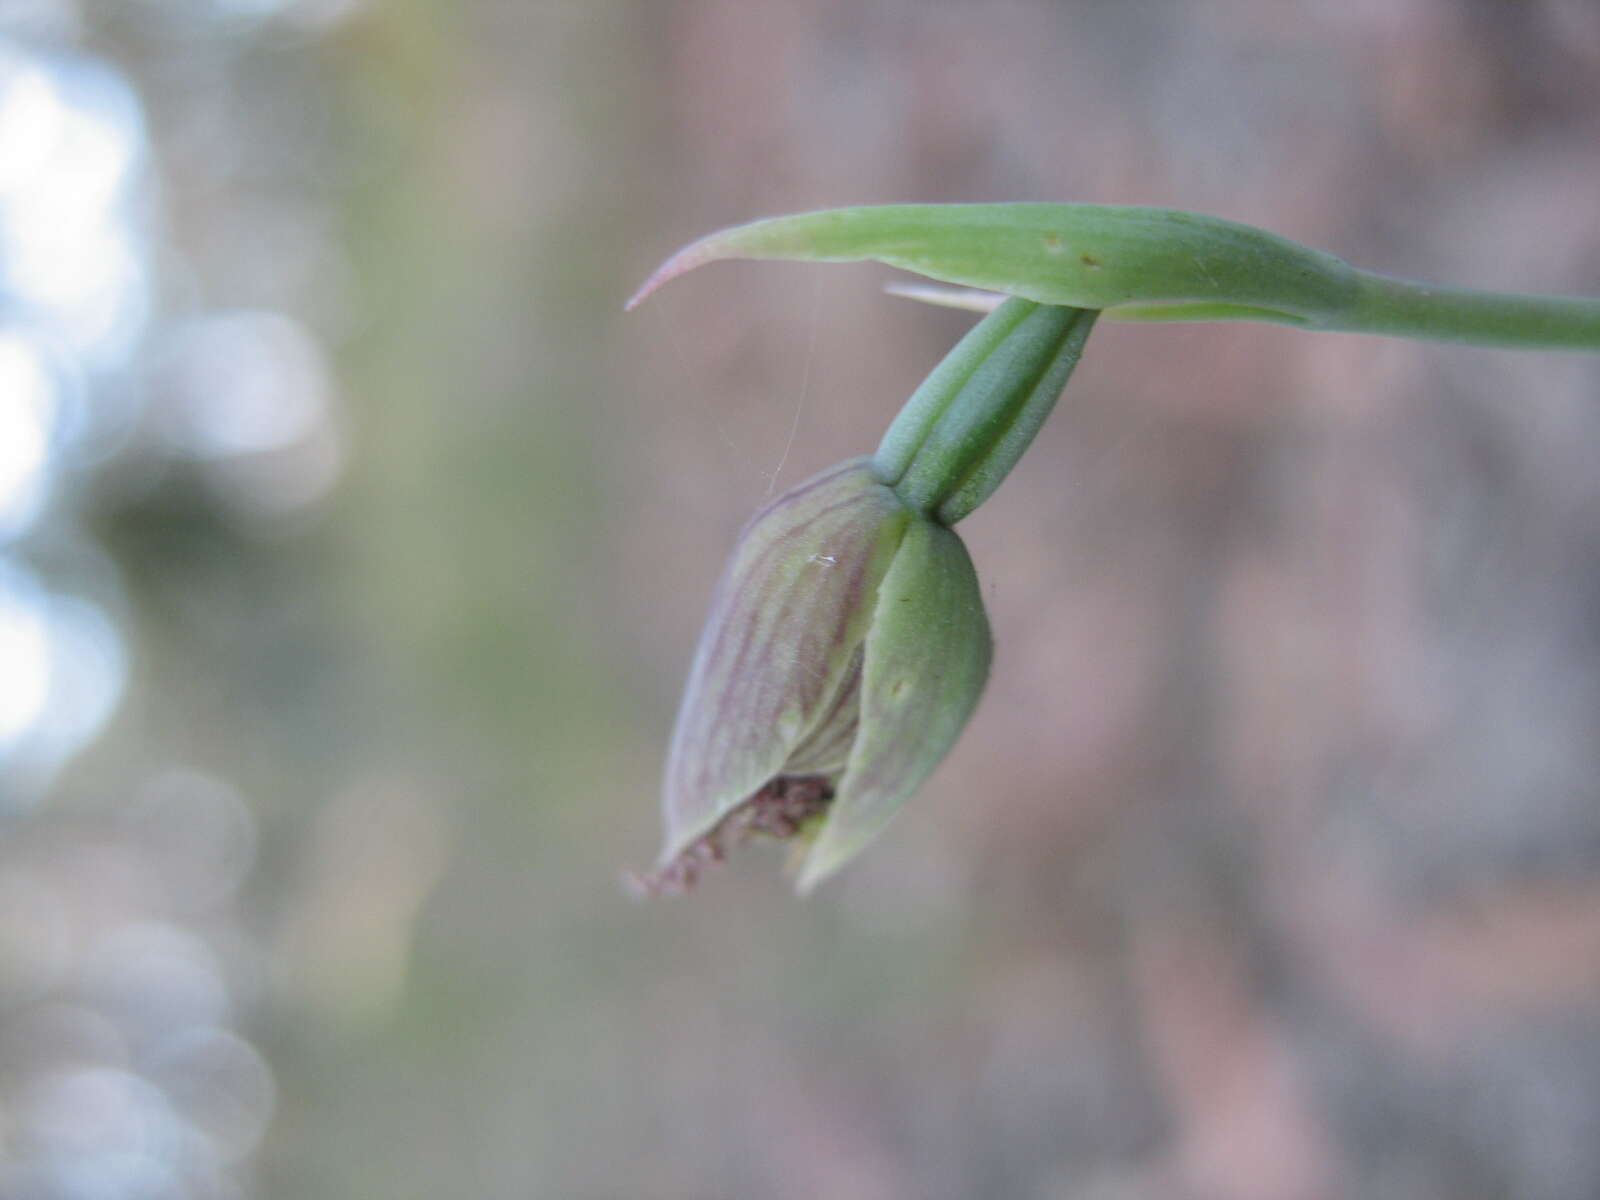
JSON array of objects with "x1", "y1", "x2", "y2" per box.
[{"x1": 4, "y1": 2, "x2": 1600, "y2": 1198}]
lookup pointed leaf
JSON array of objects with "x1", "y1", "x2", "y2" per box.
[{"x1": 627, "y1": 203, "x2": 1359, "y2": 326}]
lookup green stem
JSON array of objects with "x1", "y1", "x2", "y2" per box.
[
  {"x1": 1105, "y1": 274, "x2": 1600, "y2": 349},
  {"x1": 875, "y1": 298, "x2": 1096, "y2": 525},
  {"x1": 1332, "y1": 271, "x2": 1600, "y2": 350}
]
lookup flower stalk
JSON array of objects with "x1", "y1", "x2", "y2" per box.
[{"x1": 875, "y1": 297, "x2": 1096, "y2": 524}]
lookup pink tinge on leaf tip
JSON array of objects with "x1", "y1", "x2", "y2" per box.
[{"x1": 624, "y1": 232, "x2": 733, "y2": 310}]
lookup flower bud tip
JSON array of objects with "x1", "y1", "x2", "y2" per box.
[{"x1": 632, "y1": 775, "x2": 834, "y2": 898}]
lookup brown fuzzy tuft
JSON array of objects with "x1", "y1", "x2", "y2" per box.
[{"x1": 626, "y1": 775, "x2": 834, "y2": 898}]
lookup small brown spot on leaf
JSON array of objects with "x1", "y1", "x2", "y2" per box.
[{"x1": 1080, "y1": 253, "x2": 1102, "y2": 269}]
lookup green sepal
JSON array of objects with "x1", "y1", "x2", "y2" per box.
[{"x1": 796, "y1": 518, "x2": 991, "y2": 892}]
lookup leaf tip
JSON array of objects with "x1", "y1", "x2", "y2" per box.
[{"x1": 625, "y1": 229, "x2": 739, "y2": 310}]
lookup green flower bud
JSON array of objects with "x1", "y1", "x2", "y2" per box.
[{"x1": 645, "y1": 458, "x2": 990, "y2": 894}]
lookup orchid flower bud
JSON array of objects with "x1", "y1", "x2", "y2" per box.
[
  {"x1": 631, "y1": 236, "x2": 1099, "y2": 893},
  {"x1": 643, "y1": 458, "x2": 990, "y2": 894}
]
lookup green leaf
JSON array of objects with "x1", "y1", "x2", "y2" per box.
[
  {"x1": 627, "y1": 202, "x2": 1359, "y2": 326},
  {"x1": 628, "y1": 203, "x2": 1600, "y2": 349}
]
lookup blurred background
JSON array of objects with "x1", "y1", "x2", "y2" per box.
[{"x1": 2, "y1": 1, "x2": 1599, "y2": 1197}]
